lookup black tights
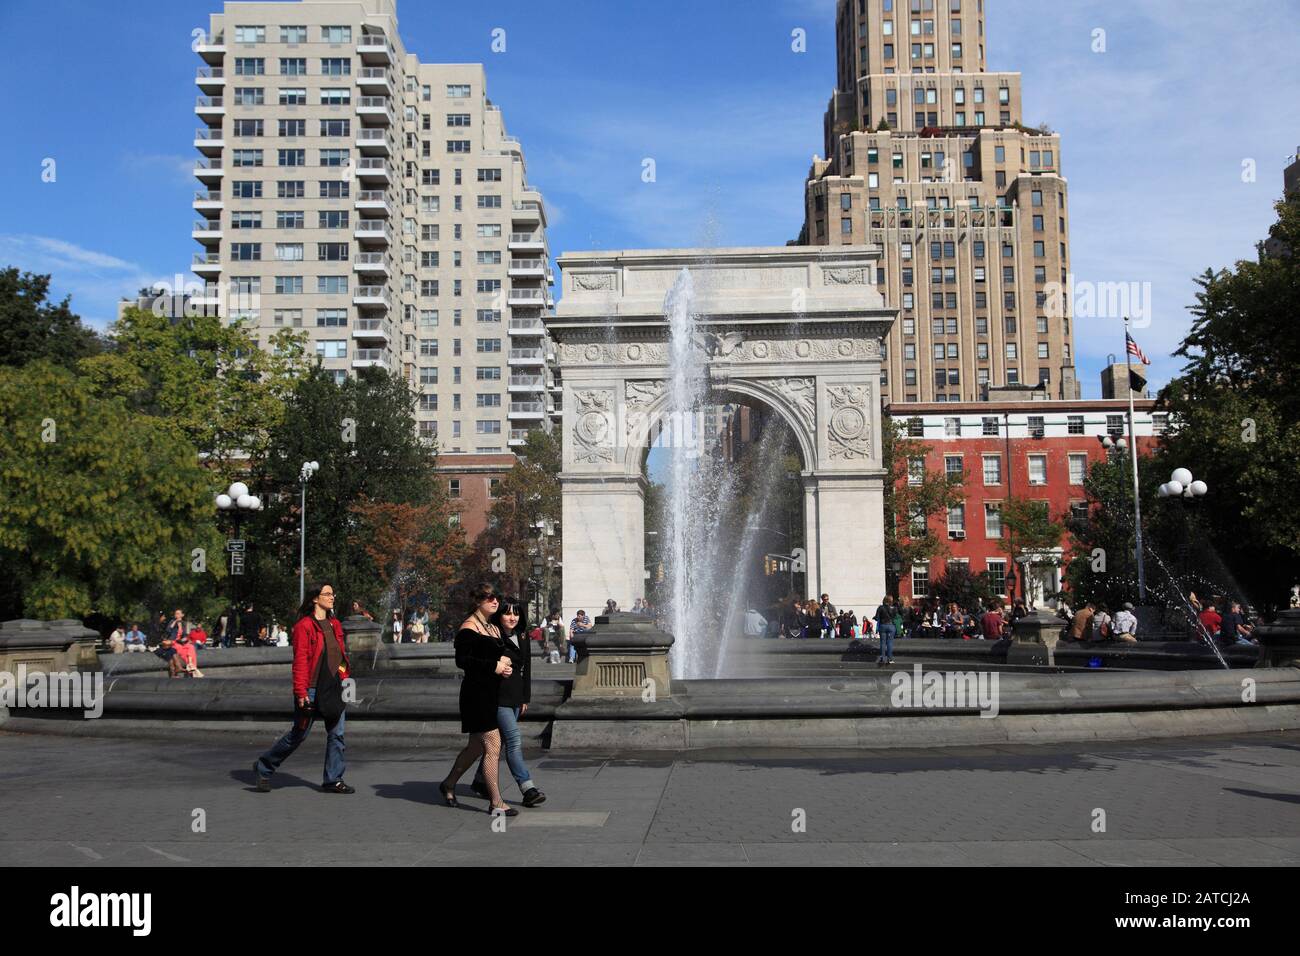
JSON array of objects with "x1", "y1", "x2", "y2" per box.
[{"x1": 443, "y1": 730, "x2": 505, "y2": 807}]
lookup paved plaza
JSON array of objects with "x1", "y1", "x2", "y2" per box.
[{"x1": 2, "y1": 729, "x2": 1299, "y2": 866}]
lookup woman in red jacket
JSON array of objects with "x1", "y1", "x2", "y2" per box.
[{"x1": 252, "y1": 583, "x2": 354, "y2": 794}]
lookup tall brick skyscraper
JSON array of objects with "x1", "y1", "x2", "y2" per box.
[{"x1": 800, "y1": 0, "x2": 1080, "y2": 403}]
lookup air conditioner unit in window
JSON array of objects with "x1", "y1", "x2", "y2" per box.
[{"x1": 949, "y1": 530, "x2": 966, "y2": 540}]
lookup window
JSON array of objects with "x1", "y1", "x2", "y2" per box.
[
  {"x1": 448, "y1": 479, "x2": 461, "y2": 498},
  {"x1": 1107, "y1": 414, "x2": 1125, "y2": 437},
  {"x1": 274, "y1": 243, "x2": 303, "y2": 261},
  {"x1": 234, "y1": 25, "x2": 265, "y2": 43},
  {"x1": 944, "y1": 455, "x2": 963, "y2": 477},
  {"x1": 475, "y1": 338, "x2": 502, "y2": 353},
  {"x1": 1152, "y1": 413, "x2": 1169, "y2": 436},
  {"x1": 320, "y1": 148, "x2": 349, "y2": 167},
  {"x1": 947, "y1": 505, "x2": 965, "y2": 536},
  {"x1": 1067, "y1": 414, "x2": 1084, "y2": 435},
  {"x1": 321, "y1": 57, "x2": 351, "y2": 76},
  {"x1": 447, "y1": 113, "x2": 472, "y2": 127},
  {"x1": 1028, "y1": 454, "x2": 1047, "y2": 485},
  {"x1": 272, "y1": 275, "x2": 301, "y2": 294},
  {"x1": 476, "y1": 366, "x2": 502, "y2": 381},
  {"x1": 476, "y1": 195, "x2": 502, "y2": 209},
  {"x1": 230, "y1": 243, "x2": 260, "y2": 261},
  {"x1": 280, "y1": 25, "x2": 307, "y2": 43},
  {"x1": 447, "y1": 140, "x2": 471, "y2": 153},
  {"x1": 981, "y1": 417, "x2": 999, "y2": 437},
  {"x1": 944, "y1": 417, "x2": 961, "y2": 437},
  {"x1": 318, "y1": 210, "x2": 349, "y2": 229},
  {"x1": 317, "y1": 242, "x2": 348, "y2": 261},
  {"x1": 277, "y1": 180, "x2": 304, "y2": 198},
  {"x1": 315, "y1": 340, "x2": 347, "y2": 359},
  {"x1": 447, "y1": 84, "x2": 471, "y2": 97},
  {"x1": 234, "y1": 57, "x2": 265, "y2": 75},
  {"x1": 231, "y1": 181, "x2": 261, "y2": 200},
  {"x1": 276, "y1": 210, "x2": 304, "y2": 229},
  {"x1": 232, "y1": 149, "x2": 263, "y2": 167},
  {"x1": 315, "y1": 308, "x2": 346, "y2": 327},
  {"x1": 320, "y1": 88, "x2": 350, "y2": 105},
  {"x1": 476, "y1": 421, "x2": 502, "y2": 435},
  {"x1": 985, "y1": 558, "x2": 1007, "y2": 593},
  {"x1": 906, "y1": 417, "x2": 924, "y2": 437},
  {"x1": 1068, "y1": 453, "x2": 1088, "y2": 485},
  {"x1": 908, "y1": 457, "x2": 926, "y2": 486},
  {"x1": 982, "y1": 454, "x2": 1002, "y2": 485},
  {"x1": 911, "y1": 563, "x2": 930, "y2": 598},
  {"x1": 316, "y1": 276, "x2": 347, "y2": 294}
]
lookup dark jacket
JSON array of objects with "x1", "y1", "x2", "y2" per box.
[
  {"x1": 496, "y1": 629, "x2": 532, "y2": 709},
  {"x1": 241, "y1": 610, "x2": 264, "y2": 642},
  {"x1": 291, "y1": 614, "x2": 350, "y2": 700},
  {"x1": 455, "y1": 627, "x2": 504, "y2": 734}
]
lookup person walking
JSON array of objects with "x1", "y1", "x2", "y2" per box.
[
  {"x1": 389, "y1": 608, "x2": 404, "y2": 644},
  {"x1": 874, "y1": 596, "x2": 896, "y2": 666},
  {"x1": 470, "y1": 596, "x2": 546, "y2": 808},
  {"x1": 252, "y1": 583, "x2": 354, "y2": 794},
  {"x1": 240, "y1": 603, "x2": 263, "y2": 648},
  {"x1": 439, "y1": 584, "x2": 517, "y2": 816}
]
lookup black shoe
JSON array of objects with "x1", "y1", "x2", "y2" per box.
[
  {"x1": 522, "y1": 788, "x2": 546, "y2": 808},
  {"x1": 253, "y1": 763, "x2": 270, "y2": 792},
  {"x1": 490, "y1": 805, "x2": 519, "y2": 817},
  {"x1": 470, "y1": 778, "x2": 489, "y2": 799},
  {"x1": 322, "y1": 781, "x2": 355, "y2": 794},
  {"x1": 439, "y1": 782, "x2": 459, "y2": 807}
]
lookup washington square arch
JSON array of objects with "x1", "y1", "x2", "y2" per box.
[{"x1": 545, "y1": 246, "x2": 898, "y2": 624}]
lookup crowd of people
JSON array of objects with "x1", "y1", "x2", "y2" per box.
[
  {"x1": 748, "y1": 592, "x2": 1030, "y2": 644},
  {"x1": 102, "y1": 603, "x2": 295, "y2": 678}
]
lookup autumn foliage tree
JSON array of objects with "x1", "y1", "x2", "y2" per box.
[{"x1": 349, "y1": 498, "x2": 465, "y2": 620}]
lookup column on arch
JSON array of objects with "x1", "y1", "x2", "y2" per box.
[
  {"x1": 804, "y1": 473, "x2": 885, "y2": 617},
  {"x1": 559, "y1": 474, "x2": 646, "y2": 626}
]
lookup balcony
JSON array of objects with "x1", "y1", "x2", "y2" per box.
[
  {"x1": 509, "y1": 401, "x2": 545, "y2": 421},
  {"x1": 194, "y1": 126, "x2": 224, "y2": 152},
  {"x1": 508, "y1": 232, "x2": 545, "y2": 252},
  {"x1": 508, "y1": 374, "x2": 544, "y2": 392},
  {"x1": 508, "y1": 348, "x2": 545, "y2": 367},
  {"x1": 507, "y1": 317, "x2": 545, "y2": 335},
  {"x1": 508, "y1": 258, "x2": 545, "y2": 278},
  {"x1": 192, "y1": 252, "x2": 222, "y2": 276},
  {"x1": 354, "y1": 189, "x2": 391, "y2": 215},
  {"x1": 195, "y1": 66, "x2": 225, "y2": 90},
  {"x1": 355, "y1": 158, "x2": 389, "y2": 183},
  {"x1": 507, "y1": 287, "x2": 546, "y2": 306},
  {"x1": 356, "y1": 67, "x2": 391, "y2": 94},
  {"x1": 352, "y1": 285, "x2": 390, "y2": 308},
  {"x1": 356, "y1": 95, "x2": 392, "y2": 125},
  {"x1": 351, "y1": 348, "x2": 389, "y2": 369},
  {"x1": 511, "y1": 200, "x2": 543, "y2": 224},
  {"x1": 195, "y1": 95, "x2": 225, "y2": 121},
  {"x1": 193, "y1": 189, "x2": 223, "y2": 212},
  {"x1": 352, "y1": 252, "x2": 389, "y2": 277},
  {"x1": 195, "y1": 31, "x2": 225, "y2": 62},
  {"x1": 356, "y1": 33, "x2": 394, "y2": 65},
  {"x1": 355, "y1": 127, "x2": 390, "y2": 156},
  {"x1": 508, "y1": 428, "x2": 530, "y2": 447},
  {"x1": 193, "y1": 157, "x2": 224, "y2": 181},
  {"x1": 353, "y1": 220, "x2": 391, "y2": 245},
  {"x1": 191, "y1": 219, "x2": 222, "y2": 242},
  {"x1": 351, "y1": 318, "x2": 391, "y2": 343}
]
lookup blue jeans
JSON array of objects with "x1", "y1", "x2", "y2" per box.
[
  {"x1": 474, "y1": 705, "x2": 535, "y2": 795},
  {"x1": 255, "y1": 688, "x2": 346, "y2": 785},
  {"x1": 877, "y1": 624, "x2": 896, "y2": 661}
]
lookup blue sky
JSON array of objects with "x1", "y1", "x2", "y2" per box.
[{"x1": 0, "y1": 0, "x2": 1297, "y2": 398}]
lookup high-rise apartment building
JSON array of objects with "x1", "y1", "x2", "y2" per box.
[
  {"x1": 799, "y1": 0, "x2": 1080, "y2": 404},
  {"x1": 191, "y1": 0, "x2": 558, "y2": 466}
]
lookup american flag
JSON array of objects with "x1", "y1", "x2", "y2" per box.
[{"x1": 1125, "y1": 331, "x2": 1151, "y2": 366}]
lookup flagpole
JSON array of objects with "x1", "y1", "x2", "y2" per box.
[{"x1": 1124, "y1": 317, "x2": 1146, "y2": 603}]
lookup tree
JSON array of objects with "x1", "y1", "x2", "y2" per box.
[
  {"x1": 80, "y1": 306, "x2": 309, "y2": 470},
  {"x1": 244, "y1": 364, "x2": 444, "y2": 620},
  {"x1": 999, "y1": 495, "x2": 1066, "y2": 604},
  {"x1": 0, "y1": 268, "x2": 104, "y2": 369},
  {"x1": 349, "y1": 498, "x2": 464, "y2": 620},
  {"x1": 0, "y1": 362, "x2": 223, "y2": 620},
  {"x1": 931, "y1": 562, "x2": 995, "y2": 611},
  {"x1": 881, "y1": 417, "x2": 966, "y2": 578},
  {"x1": 1155, "y1": 191, "x2": 1300, "y2": 605}
]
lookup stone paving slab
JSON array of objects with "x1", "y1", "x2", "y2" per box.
[{"x1": 1, "y1": 729, "x2": 1299, "y2": 866}]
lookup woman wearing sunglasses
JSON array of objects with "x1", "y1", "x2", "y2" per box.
[
  {"x1": 439, "y1": 583, "x2": 517, "y2": 815},
  {"x1": 469, "y1": 595, "x2": 546, "y2": 808}
]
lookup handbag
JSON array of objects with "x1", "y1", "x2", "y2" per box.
[{"x1": 312, "y1": 619, "x2": 346, "y2": 723}]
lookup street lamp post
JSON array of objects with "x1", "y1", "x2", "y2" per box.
[
  {"x1": 1158, "y1": 467, "x2": 1208, "y2": 589},
  {"x1": 298, "y1": 460, "x2": 320, "y2": 604},
  {"x1": 215, "y1": 481, "x2": 262, "y2": 630}
]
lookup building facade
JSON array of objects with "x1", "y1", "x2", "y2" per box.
[
  {"x1": 888, "y1": 398, "x2": 1164, "y2": 606},
  {"x1": 190, "y1": 0, "x2": 558, "y2": 519},
  {"x1": 799, "y1": 0, "x2": 1080, "y2": 404}
]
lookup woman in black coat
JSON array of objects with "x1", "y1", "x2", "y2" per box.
[
  {"x1": 469, "y1": 596, "x2": 546, "y2": 808},
  {"x1": 439, "y1": 583, "x2": 517, "y2": 816}
]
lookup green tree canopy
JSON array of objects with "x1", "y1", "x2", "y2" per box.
[
  {"x1": 0, "y1": 268, "x2": 104, "y2": 369},
  {"x1": 0, "y1": 362, "x2": 223, "y2": 620}
]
